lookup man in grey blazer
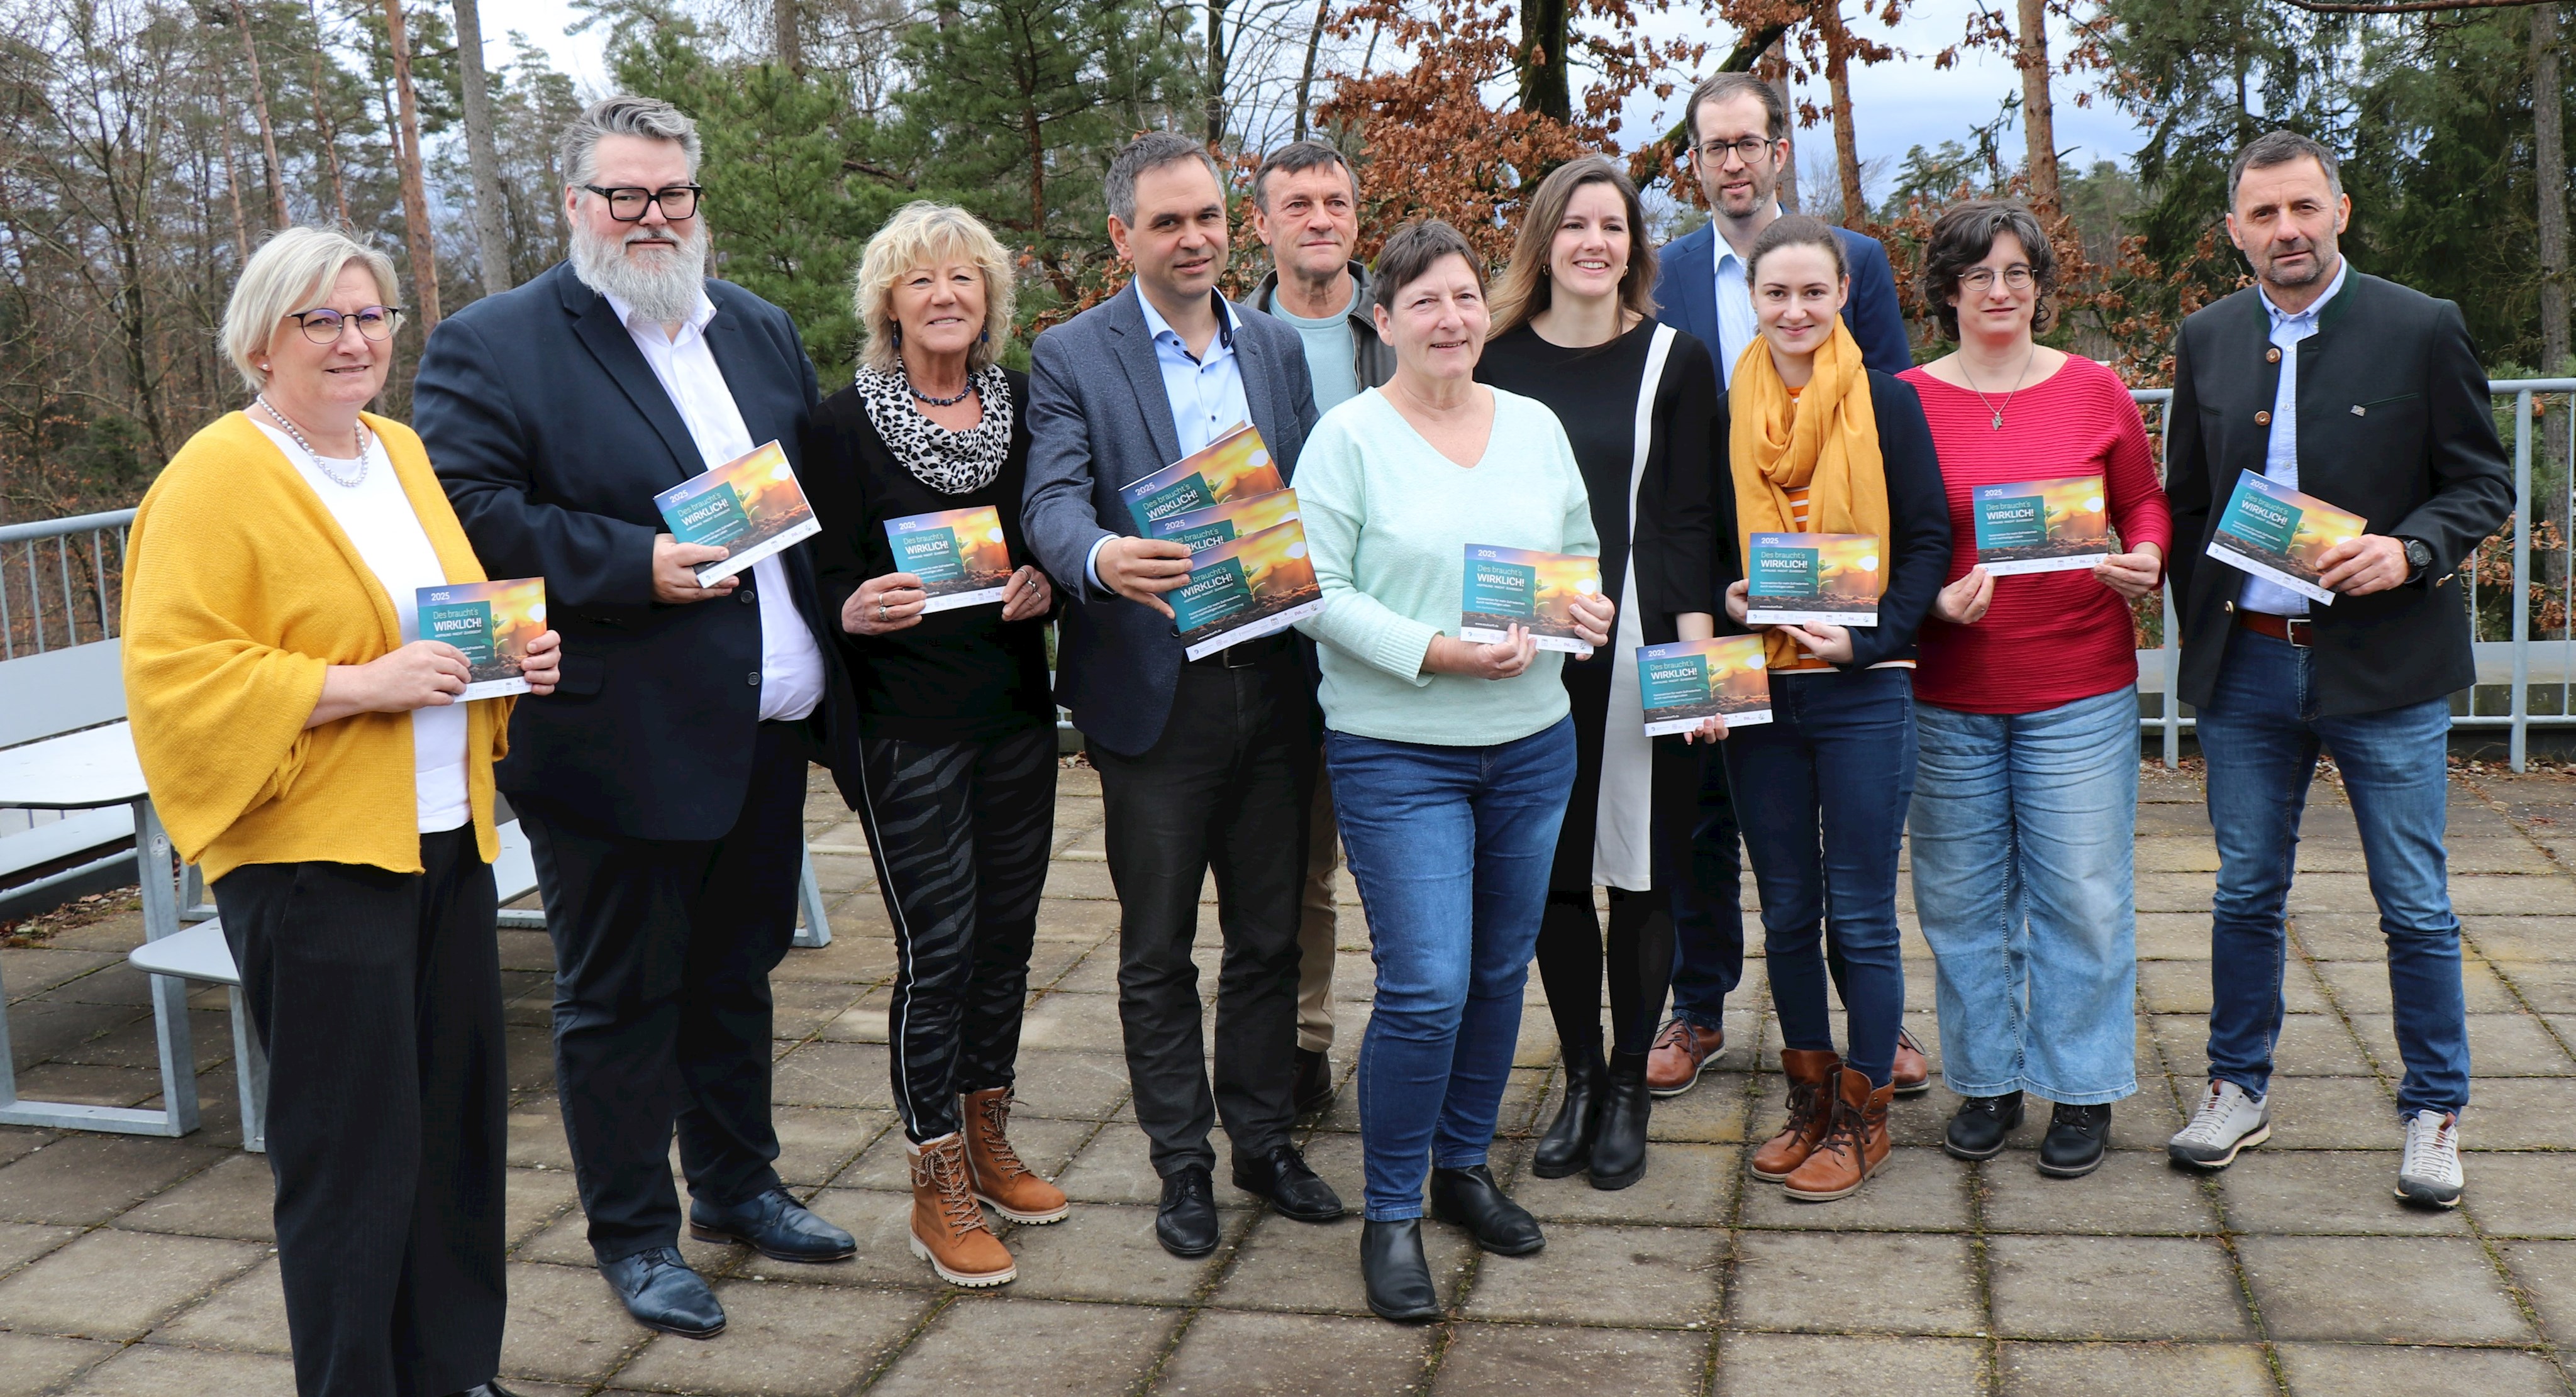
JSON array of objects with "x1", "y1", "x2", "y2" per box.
[{"x1": 1021, "y1": 132, "x2": 1342, "y2": 1258}]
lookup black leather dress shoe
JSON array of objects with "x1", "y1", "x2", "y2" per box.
[
  {"x1": 1427, "y1": 1164, "x2": 1544, "y2": 1256},
  {"x1": 2038, "y1": 1103, "x2": 2111, "y2": 1178},
  {"x1": 1291, "y1": 1047, "x2": 1336, "y2": 1116},
  {"x1": 1233, "y1": 1144, "x2": 1346, "y2": 1222},
  {"x1": 1157, "y1": 1166, "x2": 1221, "y2": 1257},
  {"x1": 599, "y1": 1247, "x2": 724, "y2": 1339},
  {"x1": 1943, "y1": 1091, "x2": 2025, "y2": 1162},
  {"x1": 689, "y1": 1187, "x2": 857, "y2": 1263},
  {"x1": 444, "y1": 1384, "x2": 524, "y2": 1397},
  {"x1": 1360, "y1": 1218, "x2": 1442, "y2": 1322}
]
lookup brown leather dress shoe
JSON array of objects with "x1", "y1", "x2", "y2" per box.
[
  {"x1": 1784, "y1": 1067, "x2": 1895, "y2": 1201},
  {"x1": 962, "y1": 1086, "x2": 1070, "y2": 1223},
  {"x1": 1892, "y1": 1027, "x2": 1931, "y2": 1097},
  {"x1": 908, "y1": 1134, "x2": 1017, "y2": 1288},
  {"x1": 1646, "y1": 1019, "x2": 1724, "y2": 1098},
  {"x1": 1750, "y1": 1048, "x2": 1841, "y2": 1181}
]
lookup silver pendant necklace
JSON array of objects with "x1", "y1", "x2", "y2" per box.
[
  {"x1": 257, "y1": 395, "x2": 369, "y2": 488},
  {"x1": 1958, "y1": 341, "x2": 2039, "y2": 430}
]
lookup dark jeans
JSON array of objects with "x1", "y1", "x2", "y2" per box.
[
  {"x1": 1668, "y1": 746, "x2": 1745, "y2": 1032},
  {"x1": 1724, "y1": 666, "x2": 1916, "y2": 1086},
  {"x1": 849, "y1": 724, "x2": 1057, "y2": 1142},
  {"x1": 1329, "y1": 717, "x2": 1576, "y2": 1219},
  {"x1": 2196, "y1": 626, "x2": 2468, "y2": 1117},
  {"x1": 214, "y1": 827, "x2": 506, "y2": 1397},
  {"x1": 518, "y1": 719, "x2": 812, "y2": 1262},
  {"x1": 1089, "y1": 651, "x2": 1313, "y2": 1178}
]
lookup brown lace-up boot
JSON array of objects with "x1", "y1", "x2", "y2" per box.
[
  {"x1": 963, "y1": 1086, "x2": 1070, "y2": 1224},
  {"x1": 908, "y1": 1134, "x2": 1016, "y2": 1287},
  {"x1": 1750, "y1": 1049, "x2": 1843, "y2": 1181},
  {"x1": 1784, "y1": 1067, "x2": 1895, "y2": 1201}
]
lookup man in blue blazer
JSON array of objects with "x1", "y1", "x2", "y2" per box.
[
  {"x1": 416, "y1": 96, "x2": 856, "y2": 1341},
  {"x1": 1645, "y1": 72, "x2": 1924, "y2": 1101},
  {"x1": 1021, "y1": 133, "x2": 1342, "y2": 1258}
]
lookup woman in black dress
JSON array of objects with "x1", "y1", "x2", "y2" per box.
[
  {"x1": 805, "y1": 202, "x2": 1067, "y2": 1289},
  {"x1": 1477, "y1": 158, "x2": 1723, "y2": 1189}
]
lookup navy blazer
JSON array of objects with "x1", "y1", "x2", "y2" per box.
[
  {"x1": 415, "y1": 262, "x2": 848, "y2": 841},
  {"x1": 1653, "y1": 222, "x2": 1914, "y2": 389},
  {"x1": 1019, "y1": 284, "x2": 1320, "y2": 756}
]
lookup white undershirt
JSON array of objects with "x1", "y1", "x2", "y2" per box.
[
  {"x1": 602, "y1": 289, "x2": 826, "y2": 722},
  {"x1": 254, "y1": 419, "x2": 470, "y2": 834}
]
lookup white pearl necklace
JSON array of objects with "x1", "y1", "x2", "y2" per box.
[{"x1": 257, "y1": 394, "x2": 370, "y2": 488}]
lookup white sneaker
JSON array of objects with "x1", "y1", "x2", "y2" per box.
[
  {"x1": 2168, "y1": 1080, "x2": 2271, "y2": 1168},
  {"x1": 2396, "y1": 1110, "x2": 2465, "y2": 1208}
]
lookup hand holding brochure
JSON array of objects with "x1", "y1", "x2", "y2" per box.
[
  {"x1": 1151, "y1": 488, "x2": 1302, "y2": 555},
  {"x1": 1119, "y1": 423, "x2": 1284, "y2": 534},
  {"x1": 1167, "y1": 519, "x2": 1326, "y2": 661},
  {"x1": 652, "y1": 441, "x2": 821, "y2": 585},
  {"x1": 1745, "y1": 533, "x2": 1882, "y2": 626},
  {"x1": 417, "y1": 578, "x2": 545, "y2": 700},
  {"x1": 886, "y1": 505, "x2": 1013, "y2": 612},
  {"x1": 1972, "y1": 475, "x2": 2112, "y2": 576},
  {"x1": 1460, "y1": 545, "x2": 1602, "y2": 656},
  {"x1": 1637, "y1": 635, "x2": 1772, "y2": 736},
  {"x1": 2205, "y1": 472, "x2": 2368, "y2": 606}
]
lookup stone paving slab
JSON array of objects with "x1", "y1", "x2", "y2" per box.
[{"x1": 1, "y1": 765, "x2": 2571, "y2": 1394}]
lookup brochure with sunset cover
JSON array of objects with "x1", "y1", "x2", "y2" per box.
[
  {"x1": 1459, "y1": 545, "x2": 1602, "y2": 656},
  {"x1": 1167, "y1": 518, "x2": 1324, "y2": 661},
  {"x1": 1637, "y1": 635, "x2": 1772, "y2": 736},
  {"x1": 1745, "y1": 533, "x2": 1882, "y2": 626},
  {"x1": 2206, "y1": 472, "x2": 2368, "y2": 606},
  {"x1": 1150, "y1": 488, "x2": 1304, "y2": 555},
  {"x1": 1118, "y1": 422, "x2": 1284, "y2": 534},
  {"x1": 886, "y1": 504, "x2": 1012, "y2": 613},
  {"x1": 652, "y1": 440, "x2": 821, "y2": 586},
  {"x1": 416, "y1": 577, "x2": 545, "y2": 701},
  {"x1": 1972, "y1": 475, "x2": 2113, "y2": 576}
]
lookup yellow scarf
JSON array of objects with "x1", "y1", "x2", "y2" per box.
[{"x1": 1729, "y1": 321, "x2": 1889, "y2": 668}]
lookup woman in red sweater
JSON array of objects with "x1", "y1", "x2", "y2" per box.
[{"x1": 1899, "y1": 201, "x2": 2172, "y2": 1180}]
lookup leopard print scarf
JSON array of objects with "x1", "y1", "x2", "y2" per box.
[{"x1": 854, "y1": 363, "x2": 1014, "y2": 495}]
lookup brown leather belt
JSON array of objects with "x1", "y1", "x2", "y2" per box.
[{"x1": 2235, "y1": 610, "x2": 2314, "y2": 648}]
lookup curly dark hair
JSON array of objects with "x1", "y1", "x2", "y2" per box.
[{"x1": 1918, "y1": 199, "x2": 2057, "y2": 341}]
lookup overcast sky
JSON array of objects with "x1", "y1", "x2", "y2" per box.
[{"x1": 501, "y1": 0, "x2": 2151, "y2": 204}]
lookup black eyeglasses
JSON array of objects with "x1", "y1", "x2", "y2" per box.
[
  {"x1": 1694, "y1": 136, "x2": 1779, "y2": 167},
  {"x1": 288, "y1": 305, "x2": 404, "y2": 344},
  {"x1": 582, "y1": 184, "x2": 704, "y2": 221}
]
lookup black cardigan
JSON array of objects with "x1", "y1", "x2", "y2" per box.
[{"x1": 1712, "y1": 370, "x2": 1951, "y2": 669}]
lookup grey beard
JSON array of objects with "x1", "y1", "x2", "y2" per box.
[{"x1": 570, "y1": 221, "x2": 709, "y2": 324}]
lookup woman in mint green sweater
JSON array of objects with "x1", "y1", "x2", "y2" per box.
[{"x1": 1292, "y1": 220, "x2": 1609, "y2": 1323}]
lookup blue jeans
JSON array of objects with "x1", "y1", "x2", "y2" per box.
[
  {"x1": 1723, "y1": 667, "x2": 1914, "y2": 1086},
  {"x1": 2197, "y1": 626, "x2": 2467, "y2": 1118},
  {"x1": 1910, "y1": 687, "x2": 2140, "y2": 1105},
  {"x1": 1328, "y1": 717, "x2": 1576, "y2": 1220}
]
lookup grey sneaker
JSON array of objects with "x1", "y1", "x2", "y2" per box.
[
  {"x1": 2168, "y1": 1080, "x2": 2270, "y2": 1168},
  {"x1": 2396, "y1": 1110, "x2": 2465, "y2": 1208}
]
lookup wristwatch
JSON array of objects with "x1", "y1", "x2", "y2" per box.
[{"x1": 2401, "y1": 537, "x2": 2434, "y2": 581}]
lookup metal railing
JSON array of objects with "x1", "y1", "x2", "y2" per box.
[
  {"x1": 2130, "y1": 380, "x2": 2576, "y2": 772},
  {"x1": 0, "y1": 508, "x2": 133, "y2": 661}
]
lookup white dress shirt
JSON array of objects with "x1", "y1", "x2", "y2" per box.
[
  {"x1": 2240, "y1": 258, "x2": 2350, "y2": 618},
  {"x1": 1085, "y1": 286, "x2": 1254, "y2": 588},
  {"x1": 1711, "y1": 207, "x2": 1781, "y2": 387},
  {"x1": 607, "y1": 289, "x2": 826, "y2": 721}
]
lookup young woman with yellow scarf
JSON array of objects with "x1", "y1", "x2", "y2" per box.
[{"x1": 1716, "y1": 217, "x2": 1952, "y2": 1203}]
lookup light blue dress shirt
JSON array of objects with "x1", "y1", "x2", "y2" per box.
[
  {"x1": 1710, "y1": 205, "x2": 1782, "y2": 387},
  {"x1": 2239, "y1": 258, "x2": 2350, "y2": 617},
  {"x1": 1087, "y1": 287, "x2": 1254, "y2": 588}
]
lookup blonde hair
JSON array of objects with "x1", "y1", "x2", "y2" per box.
[
  {"x1": 221, "y1": 226, "x2": 401, "y2": 394},
  {"x1": 853, "y1": 202, "x2": 1016, "y2": 375},
  {"x1": 1489, "y1": 158, "x2": 1659, "y2": 342}
]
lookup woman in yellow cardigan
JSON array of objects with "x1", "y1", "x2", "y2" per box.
[{"x1": 122, "y1": 227, "x2": 558, "y2": 1397}]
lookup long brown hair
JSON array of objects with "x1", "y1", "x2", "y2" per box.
[{"x1": 1489, "y1": 157, "x2": 1660, "y2": 341}]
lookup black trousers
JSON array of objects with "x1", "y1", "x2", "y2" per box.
[
  {"x1": 214, "y1": 826, "x2": 506, "y2": 1397},
  {"x1": 517, "y1": 719, "x2": 811, "y2": 1262},
  {"x1": 848, "y1": 724, "x2": 1057, "y2": 1142},
  {"x1": 1089, "y1": 650, "x2": 1313, "y2": 1177}
]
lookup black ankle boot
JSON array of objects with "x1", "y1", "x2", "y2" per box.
[
  {"x1": 1531, "y1": 1045, "x2": 1606, "y2": 1179},
  {"x1": 1943, "y1": 1091, "x2": 2025, "y2": 1162},
  {"x1": 1360, "y1": 1218, "x2": 1441, "y2": 1322},
  {"x1": 1587, "y1": 1051, "x2": 1652, "y2": 1190},
  {"x1": 2038, "y1": 1103, "x2": 2111, "y2": 1178}
]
